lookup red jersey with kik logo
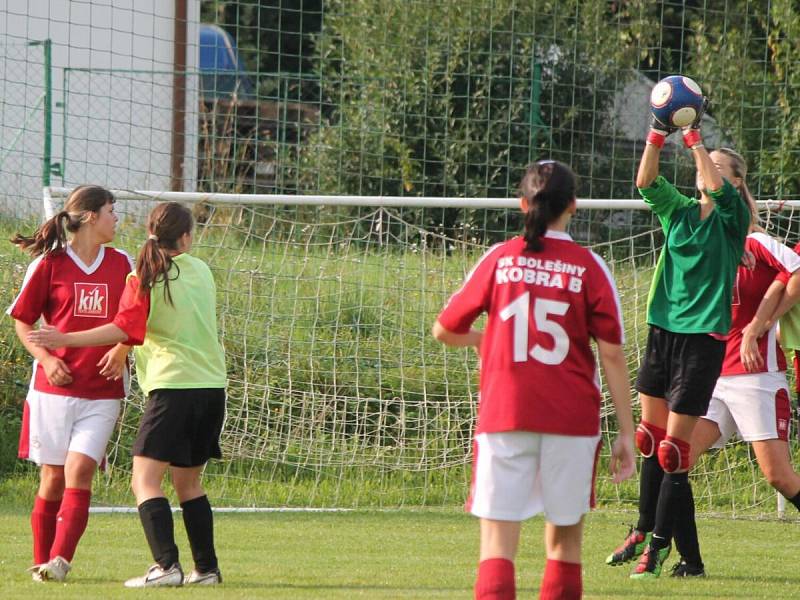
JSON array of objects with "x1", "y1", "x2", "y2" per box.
[
  {"x1": 437, "y1": 232, "x2": 623, "y2": 436},
  {"x1": 8, "y1": 245, "x2": 134, "y2": 399}
]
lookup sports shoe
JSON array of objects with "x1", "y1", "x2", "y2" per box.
[
  {"x1": 38, "y1": 556, "x2": 71, "y2": 582},
  {"x1": 123, "y1": 563, "x2": 184, "y2": 588},
  {"x1": 670, "y1": 559, "x2": 706, "y2": 578},
  {"x1": 605, "y1": 527, "x2": 651, "y2": 565},
  {"x1": 630, "y1": 543, "x2": 671, "y2": 579},
  {"x1": 184, "y1": 568, "x2": 222, "y2": 585},
  {"x1": 28, "y1": 564, "x2": 44, "y2": 582}
]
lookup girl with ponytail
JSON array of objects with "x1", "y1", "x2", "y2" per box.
[
  {"x1": 8, "y1": 185, "x2": 133, "y2": 582},
  {"x1": 432, "y1": 160, "x2": 635, "y2": 600},
  {"x1": 29, "y1": 201, "x2": 227, "y2": 588}
]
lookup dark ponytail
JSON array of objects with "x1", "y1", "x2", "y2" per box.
[
  {"x1": 10, "y1": 185, "x2": 114, "y2": 256},
  {"x1": 519, "y1": 160, "x2": 577, "y2": 252},
  {"x1": 137, "y1": 202, "x2": 194, "y2": 306}
]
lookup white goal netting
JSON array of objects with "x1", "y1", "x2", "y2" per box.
[{"x1": 38, "y1": 188, "x2": 800, "y2": 515}]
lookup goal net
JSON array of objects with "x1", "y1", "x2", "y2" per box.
[
  {"x1": 43, "y1": 187, "x2": 800, "y2": 515},
  {"x1": 4, "y1": 1, "x2": 800, "y2": 517}
]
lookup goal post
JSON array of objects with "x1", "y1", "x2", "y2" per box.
[{"x1": 45, "y1": 186, "x2": 800, "y2": 515}]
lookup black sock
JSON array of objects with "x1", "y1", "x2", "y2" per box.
[
  {"x1": 788, "y1": 490, "x2": 800, "y2": 512},
  {"x1": 671, "y1": 475, "x2": 702, "y2": 566},
  {"x1": 636, "y1": 455, "x2": 664, "y2": 532},
  {"x1": 181, "y1": 495, "x2": 218, "y2": 572},
  {"x1": 138, "y1": 497, "x2": 179, "y2": 569},
  {"x1": 652, "y1": 471, "x2": 690, "y2": 548}
]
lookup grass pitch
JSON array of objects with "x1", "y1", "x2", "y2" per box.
[{"x1": 1, "y1": 508, "x2": 800, "y2": 599}]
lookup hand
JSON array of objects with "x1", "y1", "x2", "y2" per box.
[
  {"x1": 684, "y1": 96, "x2": 709, "y2": 131},
  {"x1": 740, "y1": 323, "x2": 764, "y2": 373},
  {"x1": 97, "y1": 346, "x2": 128, "y2": 381},
  {"x1": 609, "y1": 435, "x2": 636, "y2": 484},
  {"x1": 649, "y1": 112, "x2": 677, "y2": 137},
  {"x1": 682, "y1": 97, "x2": 708, "y2": 149},
  {"x1": 740, "y1": 250, "x2": 756, "y2": 270},
  {"x1": 41, "y1": 354, "x2": 73, "y2": 386},
  {"x1": 27, "y1": 324, "x2": 68, "y2": 350}
]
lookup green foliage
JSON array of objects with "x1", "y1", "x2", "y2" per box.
[
  {"x1": 675, "y1": 1, "x2": 800, "y2": 208},
  {"x1": 270, "y1": 0, "x2": 658, "y2": 238}
]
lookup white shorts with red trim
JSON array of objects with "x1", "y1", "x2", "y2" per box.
[
  {"x1": 19, "y1": 390, "x2": 121, "y2": 465},
  {"x1": 706, "y1": 371, "x2": 791, "y2": 447},
  {"x1": 467, "y1": 431, "x2": 602, "y2": 525}
]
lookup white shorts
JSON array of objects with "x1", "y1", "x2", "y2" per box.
[
  {"x1": 19, "y1": 390, "x2": 121, "y2": 465},
  {"x1": 468, "y1": 431, "x2": 602, "y2": 525},
  {"x1": 705, "y1": 372, "x2": 791, "y2": 447}
]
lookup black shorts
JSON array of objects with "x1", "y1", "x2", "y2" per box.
[
  {"x1": 635, "y1": 325, "x2": 725, "y2": 416},
  {"x1": 132, "y1": 388, "x2": 225, "y2": 467}
]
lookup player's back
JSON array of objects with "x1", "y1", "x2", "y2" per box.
[{"x1": 442, "y1": 232, "x2": 623, "y2": 437}]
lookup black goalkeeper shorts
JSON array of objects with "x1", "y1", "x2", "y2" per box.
[{"x1": 635, "y1": 325, "x2": 725, "y2": 417}]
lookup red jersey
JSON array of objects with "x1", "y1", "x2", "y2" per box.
[
  {"x1": 437, "y1": 232, "x2": 623, "y2": 436},
  {"x1": 722, "y1": 233, "x2": 800, "y2": 376},
  {"x1": 8, "y1": 245, "x2": 134, "y2": 399}
]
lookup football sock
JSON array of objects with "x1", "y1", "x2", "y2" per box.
[
  {"x1": 635, "y1": 455, "x2": 664, "y2": 533},
  {"x1": 181, "y1": 495, "x2": 218, "y2": 572},
  {"x1": 475, "y1": 558, "x2": 514, "y2": 600},
  {"x1": 138, "y1": 496, "x2": 179, "y2": 569},
  {"x1": 671, "y1": 473, "x2": 702, "y2": 566},
  {"x1": 31, "y1": 496, "x2": 61, "y2": 564},
  {"x1": 49, "y1": 488, "x2": 90, "y2": 562},
  {"x1": 652, "y1": 471, "x2": 690, "y2": 548},
  {"x1": 539, "y1": 559, "x2": 581, "y2": 600},
  {"x1": 788, "y1": 490, "x2": 800, "y2": 512}
]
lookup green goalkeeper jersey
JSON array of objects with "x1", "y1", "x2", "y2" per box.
[{"x1": 640, "y1": 175, "x2": 750, "y2": 335}]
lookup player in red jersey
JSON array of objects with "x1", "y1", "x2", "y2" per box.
[
  {"x1": 7, "y1": 186, "x2": 132, "y2": 582},
  {"x1": 432, "y1": 160, "x2": 635, "y2": 600}
]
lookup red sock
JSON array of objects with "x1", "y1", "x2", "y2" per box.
[
  {"x1": 31, "y1": 496, "x2": 61, "y2": 564},
  {"x1": 539, "y1": 559, "x2": 581, "y2": 600},
  {"x1": 475, "y1": 558, "x2": 515, "y2": 600},
  {"x1": 49, "y1": 488, "x2": 91, "y2": 562}
]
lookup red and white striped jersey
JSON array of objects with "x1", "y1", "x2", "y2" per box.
[
  {"x1": 437, "y1": 231, "x2": 623, "y2": 436},
  {"x1": 8, "y1": 245, "x2": 133, "y2": 399},
  {"x1": 723, "y1": 232, "x2": 800, "y2": 375}
]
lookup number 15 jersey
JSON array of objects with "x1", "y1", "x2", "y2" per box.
[{"x1": 437, "y1": 231, "x2": 623, "y2": 436}]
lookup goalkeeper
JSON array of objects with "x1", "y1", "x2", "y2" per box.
[{"x1": 605, "y1": 101, "x2": 751, "y2": 580}]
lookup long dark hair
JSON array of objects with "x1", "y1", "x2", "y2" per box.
[
  {"x1": 10, "y1": 185, "x2": 115, "y2": 256},
  {"x1": 137, "y1": 202, "x2": 194, "y2": 306},
  {"x1": 519, "y1": 160, "x2": 577, "y2": 252}
]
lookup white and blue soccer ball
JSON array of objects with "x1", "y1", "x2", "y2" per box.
[{"x1": 650, "y1": 75, "x2": 704, "y2": 128}]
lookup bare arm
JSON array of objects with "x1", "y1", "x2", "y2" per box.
[
  {"x1": 691, "y1": 144, "x2": 723, "y2": 193},
  {"x1": 596, "y1": 338, "x2": 635, "y2": 483},
  {"x1": 740, "y1": 279, "x2": 784, "y2": 372},
  {"x1": 28, "y1": 323, "x2": 127, "y2": 349},
  {"x1": 431, "y1": 320, "x2": 483, "y2": 348},
  {"x1": 767, "y1": 271, "x2": 800, "y2": 329},
  {"x1": 636, "y1": 142, "x2": 661, "y2": 189},
  {"x1": 14, "y1": 319, "x2": 72, "y2": 386}
]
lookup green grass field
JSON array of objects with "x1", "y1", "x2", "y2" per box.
[{"x1": 2, "y1": 508, "x2": 800, "y2": 599}]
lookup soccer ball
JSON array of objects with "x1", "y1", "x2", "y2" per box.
[{"x1": 649, "y1": 75, "x2": 704, "y2": 128}]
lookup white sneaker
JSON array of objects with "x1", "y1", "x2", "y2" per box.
[
  {"x1": 123, "y1": 563, "x2": 184, "y2": 588},
  {"x1": 184, "y1": 568, "x2": 222, "y2": 585},
  {"x1": 39, "y1": 556, "x2": 71, "y2": 582}
]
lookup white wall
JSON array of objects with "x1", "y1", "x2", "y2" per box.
[{"x1": 0, "y1": 0, "x2": 199, "y2": 218}]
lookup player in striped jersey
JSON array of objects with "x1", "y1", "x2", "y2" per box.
[
  {"x1": 432, "y1": 160, "x2": 635, "y2": 600},
  {"x1": 29, "y1": 202, "x2": 226, "y2": 588},
  {"x1": 8, "y1": 186, "x2": 132, "y2": 582}
]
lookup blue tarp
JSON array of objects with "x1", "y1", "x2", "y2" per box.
[{"x1": 199, "y1": 24, "x2": 254, "y2": 98}]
